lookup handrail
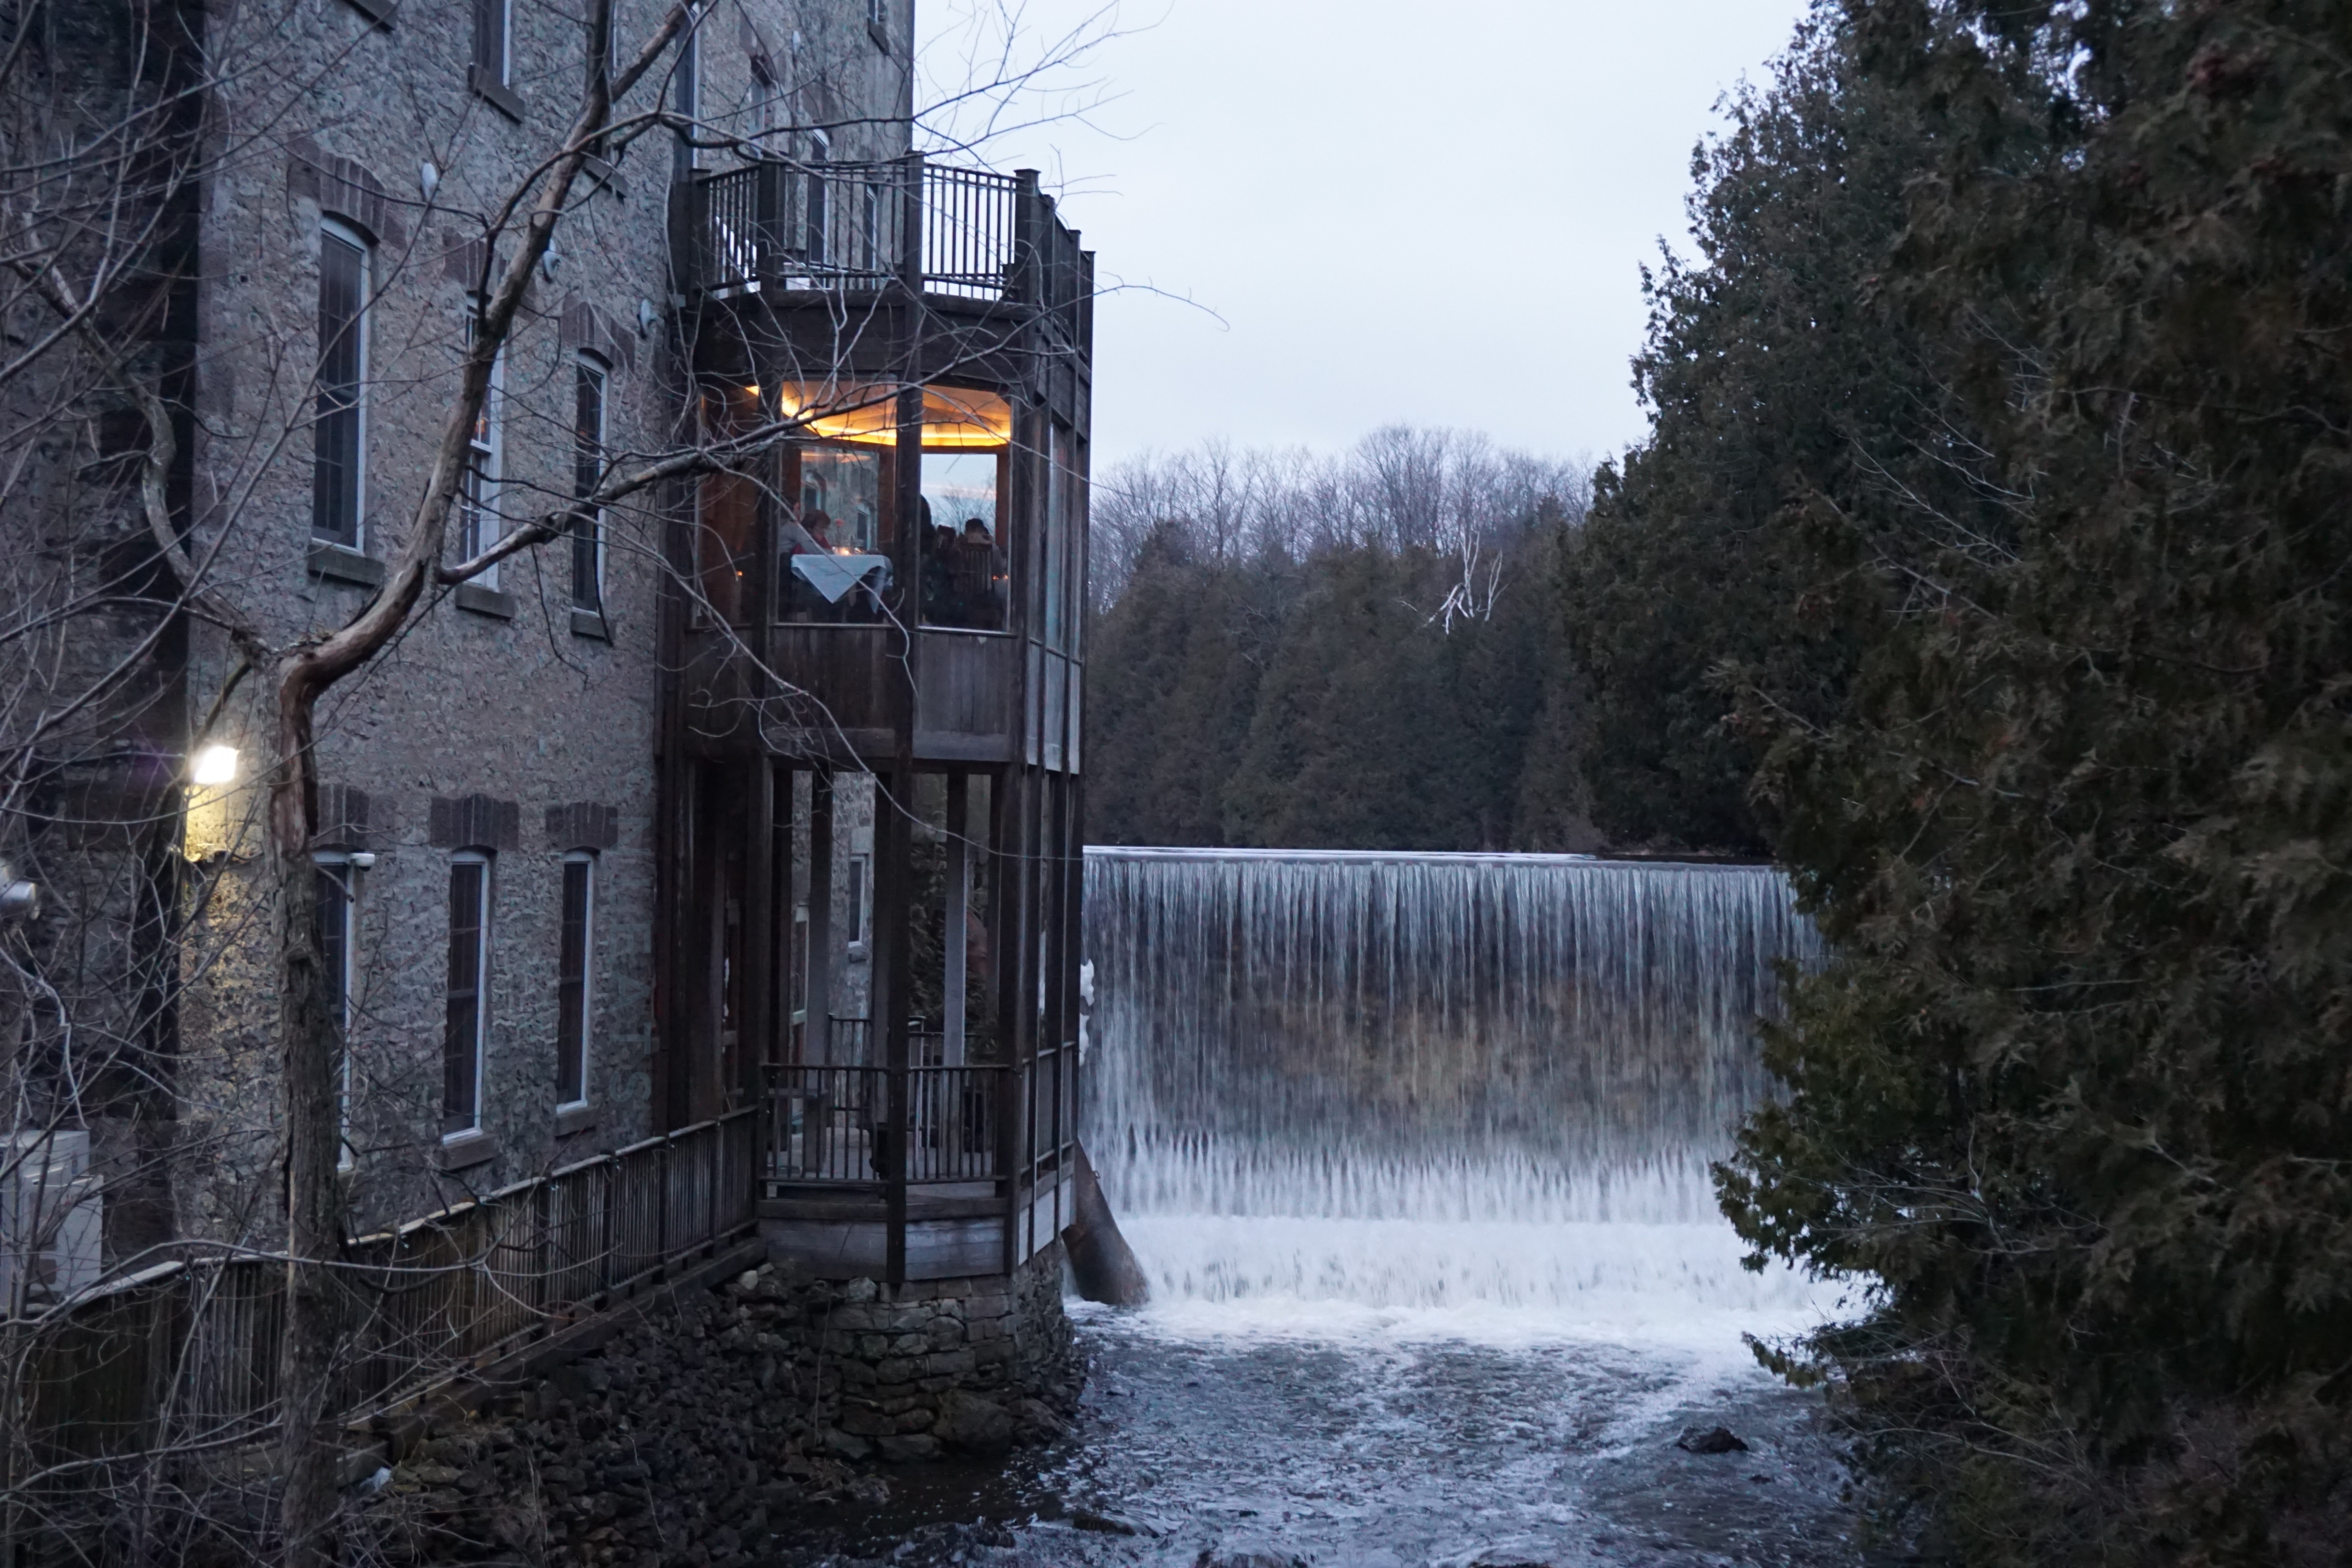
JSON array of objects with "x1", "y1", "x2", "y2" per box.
[{"x1": 3, "y1": 1109, "x2": 759, "y2": 1468}]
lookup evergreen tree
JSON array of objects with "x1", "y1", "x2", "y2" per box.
[{"x1": 1592, "y1": 2, "x2": 2352, "y2": 1558}]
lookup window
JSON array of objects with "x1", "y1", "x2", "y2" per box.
[
  {"x1": 443, "y1": 855, "x2": 490, "y2": 1137},
  {"x1": 919, "y1": 449, "x2": 1009, "y2": 631},
  {"x1": 456, "y1": 317, "x2": 505, "y2": 581},
  {"x1": 780, "y1": 443, "x2": 889, "y2": 624},
  {"x1": 846, "y1": 853, "x2": 869, "y2": 950},
  {"x1": 472, "y1": 0, "x2": 512, "y2": 87},
  {"x1": 572, "y1": 354, "x2": 607, "y2": 610},
  {"x1": 312, "y1": 221, "x2": 369, "y2": 547},
  {"x1": 802, "y1": 132, "x2": 829, "y2": 270},
  {"x1": 315, "y1": 858, "x2": 356, "y2": 1165},
  {"x1": 555, "y1": 854, "x2": 594, "y2": 1108}
]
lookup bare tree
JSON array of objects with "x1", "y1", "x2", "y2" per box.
[{"x1": 1089, "y1": 426, "x2": 1590, "y2": 615}]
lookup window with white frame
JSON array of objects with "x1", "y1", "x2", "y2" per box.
[
  {"x1": 313, "y1": 219, "x2": 370, "y2": 547},
  {"x1": 443, "y1": 853, "x2": 492, "y2": 1137},
  {"x1": 473, "y1": 0, "x2": 512, "y2": 86},
  {"x1": 572, "y1": 352, "x2": 608, "y2": 610},
  {"x1": 457, "y1": 314, "x2": 505, "y2": 583},
  {"x1": 555, "y1": 853, "x2": 595, "y2": 1108}
]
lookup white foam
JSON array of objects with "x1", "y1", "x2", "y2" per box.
[{"x1": 1118, "y1": 1214, "x2": 1840, "y2": 1350}]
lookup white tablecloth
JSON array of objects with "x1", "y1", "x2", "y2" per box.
[{"x1": 790, "y1": 552, "x2": 891, "y2": 603}]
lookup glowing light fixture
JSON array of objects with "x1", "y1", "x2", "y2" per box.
[
  {"x1": 191, "y1": 744, "x2": 239, "y2": 787},
  {"x1": 773, "y1": 382, "x2": 1012, "y2": 449}
]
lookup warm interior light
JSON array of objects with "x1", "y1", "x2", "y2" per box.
[
  {"x1": 191, "y1": 744, "x2": 239, "y2": 787},
  {"x1": 774, "y1": 382, "x2": 1013, "y2": 448}
]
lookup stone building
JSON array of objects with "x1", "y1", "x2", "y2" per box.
[{"x1": 1, "y1": 0, "x2": 1094, "y2": 1323}]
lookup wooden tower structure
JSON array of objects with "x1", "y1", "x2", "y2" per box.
[{"x1": 657, "y1": 154, "x2": 1092, "y2": 1281}]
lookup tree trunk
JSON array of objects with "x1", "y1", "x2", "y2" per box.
[{"x1": 272, "y1": 680, "x2": 347, "y2": 1566}]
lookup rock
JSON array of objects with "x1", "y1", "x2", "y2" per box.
[
  {"x1": 1675, "y1": 1425, "x2": 1750, "y2": 1454},
  {"x1": 873, "y1": 1432, "x2": 941, "y2": 1463},
  {"x1": 1071, "y1": 1508, "x2": 1140, "y2": 1535},
  {"x1": 933, "y1": 1390, "x2": 1016, "y2": 1454},
  {"x1": 1197, "y1": 1550, "x2": 1300, "y2": 1566},
  {"x1": 1009, "y1": 1396, "x2": 1071, "y2": 1445},
  {"x1": 843, "y1": 1474, "x2": 893, "y2": 1506},
  {"x1": 822, "y1": 1426, "x2": 874, "y2": 1462},
  {"x1": 1062, "y1": 1145, "x2": 1150, "y2": 1306}
]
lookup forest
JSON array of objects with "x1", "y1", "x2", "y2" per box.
[
  {"x1": 1085, "y1": 0, "x2": 2352, "y2": 1559},
  {"x1": 1084, "y1": 431, "x2": 1597, "y2": 853}
]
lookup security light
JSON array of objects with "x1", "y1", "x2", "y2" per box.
[{"x1": 191, "y1": 744, "x2": 239, "y2": 786}]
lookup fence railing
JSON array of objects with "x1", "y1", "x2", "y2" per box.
[
  {"x1": 763, "y1": 1063, "x2": 1009, "y2": 1192},
  {"x1": 2, "y1": 1110, "x2": 758, "y2": 1469},
  {"x1": 677, "y1": 156, "x2": 1076, "y2": 313}
]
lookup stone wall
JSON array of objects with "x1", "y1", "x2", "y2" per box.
[
  {"x1": 822, "y1": 1239, "x2": 1075, "y2": 1463},
  {"x1": 369, "y1": 1247, "x2": 1078, "y2": 1567}
]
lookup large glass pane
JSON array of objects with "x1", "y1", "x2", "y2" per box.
[
  {"x1": 919, "y1": 449, "x2": 1008, "y2": 630},
  {"x1": 780, "y1": 444, "x2": 890, "y2": 623}
]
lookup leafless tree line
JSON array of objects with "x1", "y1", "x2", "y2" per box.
[{"x1": 1089, "y1": 426, "x2": 1591, "y2": 624}]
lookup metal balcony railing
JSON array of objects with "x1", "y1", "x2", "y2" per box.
[
  {"x1": 763, "y1": 1062, "x2": 1009, "y2": 1191},
  {"x1": 674, "y1": 155, "x2": 1086, "y2": 326}
]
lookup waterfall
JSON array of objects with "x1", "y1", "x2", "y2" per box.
[{"x1": 1082, "y1": 848, "x2": 1827, "y2": 1319}]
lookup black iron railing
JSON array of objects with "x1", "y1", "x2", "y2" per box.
[
  {"x1": 675, "y1": 155, "x2": 1082, "y2": 318},
  {"x1": 762, "y1": 1063, "x2": 1009, "y2": 1191}
]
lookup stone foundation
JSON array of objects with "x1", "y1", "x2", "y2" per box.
[
  {"x1": 364, "y1": 1246, "x2": 1080, "y2": 1566},
  {"x1": 818, "y1": 1240, "x2": 1076, "y2": 1463}
]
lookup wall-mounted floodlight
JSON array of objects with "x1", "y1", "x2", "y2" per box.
[
  {"x1": 191, "y1": 745, "x2": 239, "y2": 787},
  {"x1": 0, "y1": 862, "x2": 36, "y2": 922}
]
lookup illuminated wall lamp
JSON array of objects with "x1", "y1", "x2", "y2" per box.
[{"x1": 190, "y1": 744, "x2": 239, "y2": 787}]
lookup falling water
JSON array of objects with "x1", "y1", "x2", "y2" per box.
[{"x1": 1082, "y1": 848, "x2": 1826, "y2": 1319}]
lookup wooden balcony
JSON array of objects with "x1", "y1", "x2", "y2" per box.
[
  {"x1": 669, "y1": 155, "x2": 1091, "y2": 354},
  {"x1": 758, "y1": 1058, "x2": 1079, "y2": 1282}
]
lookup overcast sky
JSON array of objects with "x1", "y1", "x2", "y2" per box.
[{"x1": 919, "y1": 0, "x2": 1814, "y2": 469}]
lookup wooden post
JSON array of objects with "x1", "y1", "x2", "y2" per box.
[
  {"x1": 739, "y1": 758, "x2": 774, "y2": 1110},
  {"x1": 754, "y1": 158, "x2": 787, "y2": 291},
  {"x1": 875, "y1": 764, "x2": 914, "y2": 1286},
  {"x1": 806, "y1": 768, "x2": 834, "y2": 1064},
  {"x1": 944, "y1": 772, "x2": 968, "y2": 1067}
]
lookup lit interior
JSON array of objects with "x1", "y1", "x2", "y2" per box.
[{"x1": 770, "y1": 382, "x2": 1011, "y2": 448}]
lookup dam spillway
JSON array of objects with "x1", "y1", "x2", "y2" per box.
[{"x1": 1081, "y1": 848, "x2": 1825, "y2": 1316}]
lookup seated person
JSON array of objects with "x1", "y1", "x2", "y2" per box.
[
  {"x1": 921, "y1": 522, "x2": 959, "y2": 623},
  {"x1": 952, "y1": 518, "x2": 1004, "y2": 626}
]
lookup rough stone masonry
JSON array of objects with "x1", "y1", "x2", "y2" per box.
[{"x1": 368, "y1": 1244, "x2": 1078, "y2": 1568}]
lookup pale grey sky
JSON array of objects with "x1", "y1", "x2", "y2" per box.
[{"x1": 920, "y1": 0, "x2": 1814, "y2": 467}]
